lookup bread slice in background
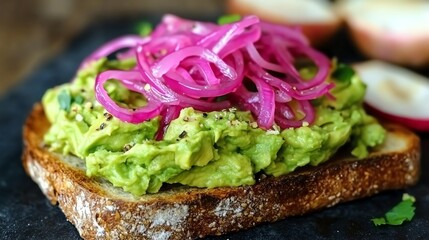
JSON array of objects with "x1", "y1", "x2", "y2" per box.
[
  {"x1": 227, "y1": 0, "x2": 342, "y2": 46},
  {"x1": 22, "y1": 104, "x2": 420, "y2": 239}
]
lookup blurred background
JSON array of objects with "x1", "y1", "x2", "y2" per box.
[
  {"x1": 1, "y1": 0, "x2": 429, "y2": 101},
  {"x1": 0, "y1": 0, "x2": 225, "y2": 96}
]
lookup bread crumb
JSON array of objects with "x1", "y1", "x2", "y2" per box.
[
  {"x1": 214, "y1": 197, "x2": 243, "y2": 218},
  {"x1": 151, "y1": 204, "x2": 189, "y2": 227},
  {"x1": 105, "y1": 205, "x2": 117, "y2": 212},
  {"x1": 95, "y1": 220, "x2": 105, "y2": 237},
  {"x1": 152, "y1": 230, "x2": 171, "y2": 240}
]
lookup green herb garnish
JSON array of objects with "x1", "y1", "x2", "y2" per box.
[
  {"x1": 371, "y1": 193, "x2": 416, "y2": 226},
  {"x1": 74, "y1": 95, "x2": 85, "y2": 105},
  {"x1": 332, "y1": 63, "x2": 355, "y2": 83},
  {"x1": 58, "y1": 89, "x2": 72, "y2": 111},
  {"x1": 217, "y1": 14, "x2": 241, "y2": 25},
  {"x1": 136, "y1": 21, "x2": 152, "y2": 36},
  {"x1": 58, "y1": 90, "x2": 86, "y2": 112}
]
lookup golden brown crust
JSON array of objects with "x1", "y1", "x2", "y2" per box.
[{"x1": 22, "y1": 104, "x2": 421, "y2": 239}]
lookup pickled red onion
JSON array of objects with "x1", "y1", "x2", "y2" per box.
[
  {"x1": 94, "y1": 70, "x2": 163, "y2": 123},
  {"x1": 85, "y1": 14, "x2": 333, "y2": 134}
]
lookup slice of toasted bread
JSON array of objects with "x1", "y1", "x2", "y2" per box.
[{"x1": 22, "y1": 103, "x2": 420, "y2": 239}]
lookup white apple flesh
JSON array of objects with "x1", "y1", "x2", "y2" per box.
[
  {"x1": 354, "y1": 60, "x2": 429, "y2": 131},
  {"x1": 227, "y1": 0, "x2": 341, "y2": 46}
]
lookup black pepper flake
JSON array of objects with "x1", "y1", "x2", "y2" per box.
[
  {"x1": 104, "y1": 112, "x2": 113, "y2": 121},
  {"x1": 214, "y1": 114, "x2": 224, "y2": 120},
  {"x1": 97, "y1": 122, "x2": 107, "y2": 131},
  {"x1": 202, "y1": 112, "x2": 208, "y2": 118},
  {"x1": 123, "y1": 143, "x2": 133, "y2": 152},
  {"x1": 132, "y1": 108, "x2": 136, "y2": 112},
  {"x1": 183, "y1": 116, "x2": 189, "y2": 122},
  {"x1": 179, "y1": 131, "x2": 187, "y2": 138}
]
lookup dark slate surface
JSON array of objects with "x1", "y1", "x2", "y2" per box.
[{"x1": 1, "y1": 15, "x2": 428, "y2": 240}]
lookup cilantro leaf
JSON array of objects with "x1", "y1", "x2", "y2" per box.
[
  {"x1": 372, "y1": 193, "x2": 416, "y2": 226},
  {"x1": 217, "y1": 14, "x2": 241, "y2": 25},
  {"x1": 73, "y1": 95, "x2": 85, "y2": 104},
  {"x1": 332, "y1": 63, "x2": 355, "y2": 83},
  {"x1": 371, "y1": 217, "x2": 387, "y2": 226},
  {"x1": 136, "y1": 21, "x2": 152, "y2": 36},
  {"x1": 58, "y1": 89, "x2": 72, "y2": 111}
]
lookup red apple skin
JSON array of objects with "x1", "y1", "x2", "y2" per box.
[{"x1": 366, "y1": 103, "x2": 429, "y2": 132}]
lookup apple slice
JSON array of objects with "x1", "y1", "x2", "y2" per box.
[
  {"x1": 337, "y1": 0, "x2": 429, "y2": 67},
  {"x1": 353, "y1": 60, "x2": 429, "y2": 131},
  {"x1": 227, "y1": 0, "x2": 341, "y2": 46}
]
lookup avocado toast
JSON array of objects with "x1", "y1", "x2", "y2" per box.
[{"x1": 22, "y1": 15, "x2": 421, "y2": 239}]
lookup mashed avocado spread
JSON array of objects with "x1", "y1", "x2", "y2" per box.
[{"x1": 42, "y1": 58, "x2": 385, "y2": 196}]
